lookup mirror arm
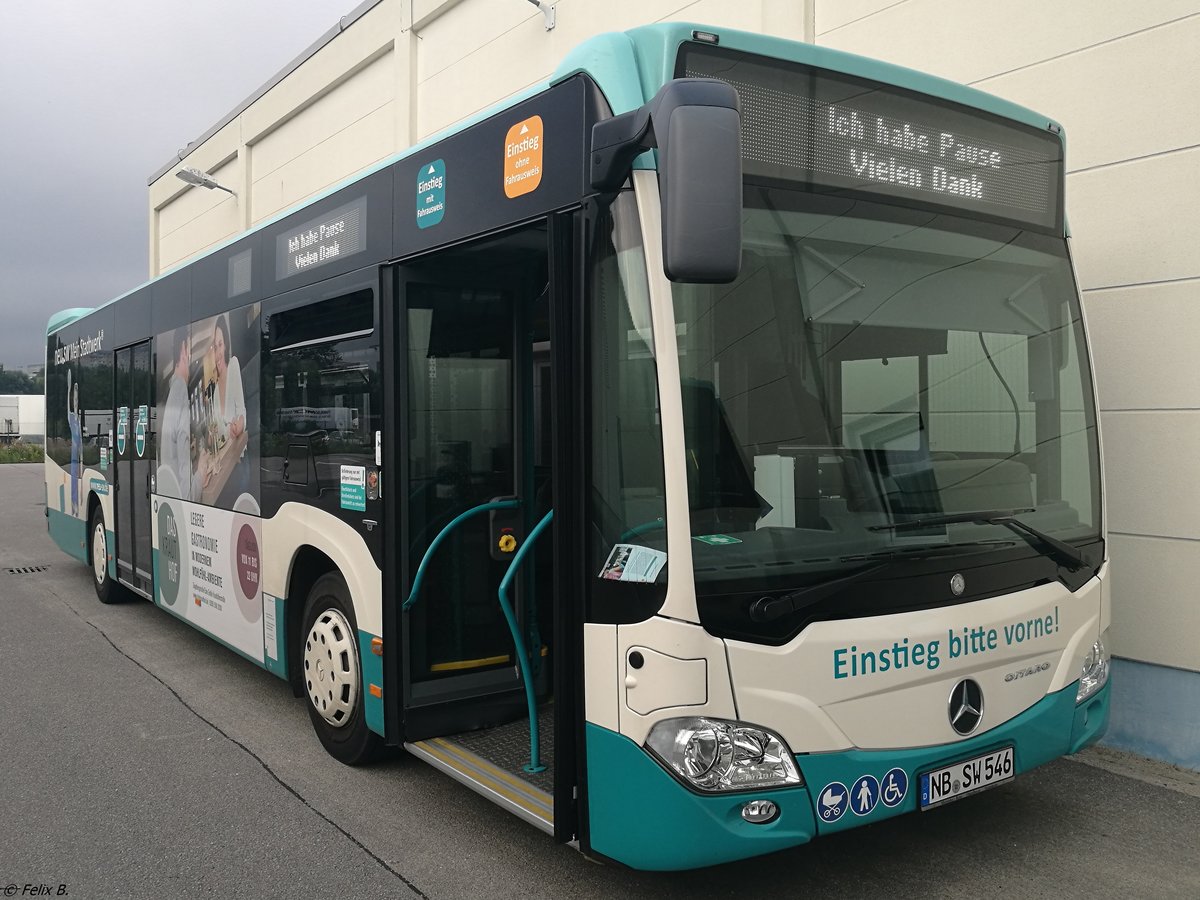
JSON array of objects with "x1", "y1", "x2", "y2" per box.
[
  {"x1": 589, "y1": 107, "x2": 655, "y2": 193},
  {"x1": 590, "y1": 79, "x2": 740, "y2": 193}
]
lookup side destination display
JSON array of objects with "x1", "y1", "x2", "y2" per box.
[
  {"x1": 276, "y1": 196, "x2": 368, "y2": 280},
  {"x1": 681, "y1": 45, "x2": 1064, "y2": 232}
]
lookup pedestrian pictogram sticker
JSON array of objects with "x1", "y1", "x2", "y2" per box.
[
  {"x1": 504, "y1": 115, "x2": 543, "y2": 198},
  {"x1": 851, "y1": 774, "x2": 880, "y2": 816},
  {"x1": 116, "y1": 407, "x2": 128, "y2": 455},
  {"x1": 134, "y1": 405, "x2": 148, "y2": 458}
]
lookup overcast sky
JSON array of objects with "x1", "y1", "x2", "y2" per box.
[{"x1": 0, "y1": 0, "x2": 361, "y2": 369}]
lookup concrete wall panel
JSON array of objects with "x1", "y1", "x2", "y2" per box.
[
  {"x1": 158, "y1": 155, "x2": 242, "y2": 271},
  {"x1": 1101, "y1": 410, "x2": 1200, "y2": 541},
  {"x1": 252, "y1": 102, "x2": 394, "y2": 220},
  {"x1": 415, "y1": 0, "x2": 531, "y2": 87},
  {"x1": 816, "y1": 1, "x2": 1197, "y2": 86},
  {"x1": 239, "y1": 2, "x2": 399, "y2": 144},
  {"x1": 1068, "y1": 147, "x2": 1200, "y2": 291},
  {"x1": 816, "y1": 1, "x2": 893, "y2": 37},
  {"x1": 1084, "y1": 280, "x2": 1200, "y2": 411},
  {"x1": 977, "y1": 15, "x2": 1200, "y2": 173},
  {"x1": 1107, "y1": 534, "x2": 1200, "y2": 670},
  {"x1": 251, "y1": 48, "x2": 395, "y2": 184},
  {"x1": 416, "y1": 9, "x2": 552, "y2": 139}
]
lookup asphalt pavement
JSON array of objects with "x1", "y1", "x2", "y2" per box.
[{"x1": 2, "y1": 462, "x2": 1198, "y2": 899}]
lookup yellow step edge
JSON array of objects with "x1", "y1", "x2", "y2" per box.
[
  {"x1": 414, "y1": 740, "x2": 549, "y2": 819},
  {"x1": 428, "y1": 736, "x2": 551, "y2": 800},
  {"x1": 430, "y1": 654, "x2": 511, "y2": 672}
]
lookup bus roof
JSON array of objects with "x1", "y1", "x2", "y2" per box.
[{"x1": 555, "y1": 23, "x2": 1062, "y2": 133}]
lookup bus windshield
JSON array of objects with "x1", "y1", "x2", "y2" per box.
[{"x1": 671, "y1": 186, "x2": 1102, "y2": 618}]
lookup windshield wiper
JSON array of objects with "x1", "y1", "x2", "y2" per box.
[
  {"x1": 749, "y1": 563, "x2": 888, "y2": 623},
  {"x1": 868, "y1": 508, "x2": 1087, "y2": 571}
]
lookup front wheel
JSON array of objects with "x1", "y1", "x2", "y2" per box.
[
  {"x1": 89, "y1": 507, "x2": 123, "y2": 604},
  {"x1": 300, "y1": 572, "x2": 383, "y2": 765}
]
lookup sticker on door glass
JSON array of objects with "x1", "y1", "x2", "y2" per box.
[
  {"x1": 340, "y1": 465, "x2": 366, "y2": 511},
  {"x1": 598, "y1": 544, "x2": 666, "y2": 583},
  {"x1": 504, "y1": 115, "x2": 543, "y2": 198},
  {"x1": 693, "y1": 533, "x2": 742, "y2": 546}
]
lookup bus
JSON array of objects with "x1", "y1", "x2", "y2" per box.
[{"x1": 43, "y1": 23, "x2": 1109, "y2": 870}]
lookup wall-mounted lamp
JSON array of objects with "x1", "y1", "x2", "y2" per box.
[
  {"x1": 175, "y1": 166, "x2": 236, "y2": 195},
  {"x1": 525, "y1": 0, "x2": 555, "y2": 31}
]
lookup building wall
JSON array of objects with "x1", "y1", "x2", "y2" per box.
[
  {"x1": 18, "y1": 395, "x2": 43, "y2": 440},
  {"x1": 148, "y1": 0, "x2": 811, "y2": 274},
  {"x1": 149, "y1": 2, "x2": 1199, "y2": 765},
  {"x1": 0, "y1": 395, "x2": 44, "y2": 441}
]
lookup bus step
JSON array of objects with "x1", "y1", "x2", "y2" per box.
[
  {"x1": 405, "y1": 705, "x2": 554, "y2": 833},
  {"x1": 406, "y1": 736, "x2": 553, "y2": 833}
]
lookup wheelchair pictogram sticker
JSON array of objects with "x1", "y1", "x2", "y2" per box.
[{"x1": 881, "y1": 767, "x2": 908, "y2": 808}]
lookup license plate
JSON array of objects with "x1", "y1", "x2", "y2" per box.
[{"x1": 920, "y1": 746, "x2": 1014, "y2": 810}]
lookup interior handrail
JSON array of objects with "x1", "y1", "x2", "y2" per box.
[
  {"x1": 402, "y1": 499, "x2": 519, "y2": 612},
  {"x1": 497, "y1": 508, "x2": 554, "y2": 774}
]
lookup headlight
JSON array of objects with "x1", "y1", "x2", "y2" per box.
[
  {"x1": 1076, "y1": 633, "x2": 1110, "y2": 703},
  {"x1": 644, "y1": 717, "x2": 802, "y2": 792}
]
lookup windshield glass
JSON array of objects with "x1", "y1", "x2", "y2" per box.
[{"x1": 672, "y1": 187, "x2": 1101, "y2": 604}]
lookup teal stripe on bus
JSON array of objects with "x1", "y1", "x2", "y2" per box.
[
  {"x1": 358, "y1": 630, "x2": 385, "y2": 737},
  {"x1": 47, "y1": 507, "x2": 87, "y2": 563},
  {"x1": 262, "y1": 595, "x2": 288, "y2": 680}
]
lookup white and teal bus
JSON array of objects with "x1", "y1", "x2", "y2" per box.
[{"x1": 44, "y1": 23, "x2": 1109, "y2": 870}]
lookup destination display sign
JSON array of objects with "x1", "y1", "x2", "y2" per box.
[
  {"x1": 681, "y1": 46, "x2": 1063, "y2": 231},
  {"x1": 276, "y1": 196, "x2": 367, "y2": 280}
]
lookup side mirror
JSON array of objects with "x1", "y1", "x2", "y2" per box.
[{"x1": 591, "y1": 79, "x2": 742, "y2": 284}]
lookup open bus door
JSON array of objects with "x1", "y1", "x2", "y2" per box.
[{"x1": 383, "y1": 217, "x2": 580, "y2": 840}]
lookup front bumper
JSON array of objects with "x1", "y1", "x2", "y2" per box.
[{"x1": 585, "y1": 679, "x2": 1110, "y2": 870}]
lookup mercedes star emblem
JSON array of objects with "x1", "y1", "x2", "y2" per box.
[
  {"x1": 948, "y1": 679, "x2": 984, "y2": 735},
  {"x1": 950, "y1": 573, "x2": 966, "y2": 596}
]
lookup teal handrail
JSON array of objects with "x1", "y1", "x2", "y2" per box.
[
  {"x1": 619, "y1": 518, "x2": 665, "y2": 541},
  {"x1": 497, "y1": 508, "x2": 554, "y2": 774},
  {"x1": 403, "y1": 499, "x2": 519, "y2": 611}
]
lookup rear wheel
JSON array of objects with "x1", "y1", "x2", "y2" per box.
[
  {"x1": 301, "y1": 572, "x2": 383, "y2": 765},
  {"x1": 89, "y1": 506, "x2": 122, "y2": 604}
]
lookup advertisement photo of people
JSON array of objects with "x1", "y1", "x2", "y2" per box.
[{"x1": 155, "y1": 302, "x2": 261, "y2": 511}]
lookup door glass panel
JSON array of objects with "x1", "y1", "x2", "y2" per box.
[
  {"x1": 407, "y1": 285, "x2": 515, "y2": 680},
  {"x1": 115, "y1": 349, "x2": 132, "y2": 569},
  {"x1": 132, "y1": 341, "x2": 153, "y2": 575}
]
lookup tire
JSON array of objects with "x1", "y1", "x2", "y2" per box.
[
  {"x1": 89, "y1": 506, "x2": 123, "y2": 604},
  {"x1": 300, "y1": 572, "x2": 383, "y2": 765}
]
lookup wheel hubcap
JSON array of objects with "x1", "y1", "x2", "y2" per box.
[
  {"x1": 92, "y1": 523, "x2": 106, "y2": 585},
  {"x1": 303, "y1": 607, "x2": 359, "y2": 727}
]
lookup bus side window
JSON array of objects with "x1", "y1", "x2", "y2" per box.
[{"x1": 263, "y1": 290, "x2": 378, "y2": 504}]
